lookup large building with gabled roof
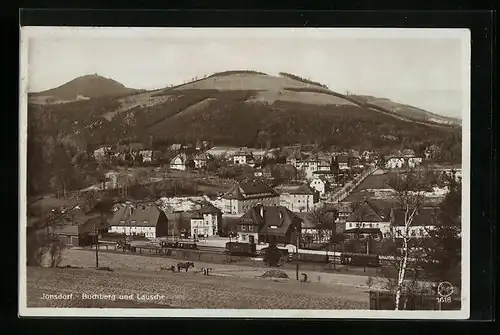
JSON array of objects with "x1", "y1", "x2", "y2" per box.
[
  {"x1": 109, "y1": 203, "x2": 169, "y2": 238},
  {"x1": 275, "y1": 183, "x2": 317, "y2": 213},
  {"x1": 345, "y1": 200, "x2": 392, "y2": 238},
  {"x1": 235, "y1": 204, "x2": 303, "y2": 245},
  {"x1": 221, "y1": 181, "x2": 279, "y2": 215}
]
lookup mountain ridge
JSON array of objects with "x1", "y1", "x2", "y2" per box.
[
  {"x1": 27, "y1": 71, "x2": 462, "y2": 158},
  {"x1": 29, "y1": 74, "x2": 140, "y2": 103}
]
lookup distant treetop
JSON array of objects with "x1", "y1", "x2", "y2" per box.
[
  {"x1": 208, "y1": 70, "x2": 268, "y2": 78},
  {"x1": 278, "y1": 72, "x2": 329, "y2": 89}
]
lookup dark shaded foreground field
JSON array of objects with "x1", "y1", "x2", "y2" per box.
[{"x1": 26, "y1": 267, "x2": 369, "y2": 309}]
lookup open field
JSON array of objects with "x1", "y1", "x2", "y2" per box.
[
  {"x1": 55, "y1": 249, "x2": 386, "y2": 289},
  {"x1": 344, "y1": 171, "x2": 391, "y2": 202},
  {"x1": 26, "y1": 265, "x2": 369, "y2": 309}
]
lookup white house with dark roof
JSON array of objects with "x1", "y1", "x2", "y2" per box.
[
  {"x1": 235, "y1": 204, "x2": 303, "y2": 245},
  {"x1": 193, "y1": 152, "x2": 211, "y2": 169},
  {"x1": 190, "y1": 204, "x2": 223, "y2": 237},
  {"x1": 170, "y1": 153, "x2": 188, "y2": 171},
  {"x1": 391, "y1": 207, "x2": 438, "y2": 239},
  {"x1": 109, "y1": 204, "x2": 169, "y2": 238},
  {"x1": 345, "y1": 200, "x2": 392, "y2": 239},
  {"x1": 385, "y1": 156, "x2": 405, "y2": 169},
  {"x1": 221, "y1": 181, "x2": 279, "y2": 215},
  {"x1": 232, "y1": 148, "x2": 255, "y2": 166},
  {"x1": 275, "y1": 184, "x2": 317, "y2": 213},
  {"x1": 408, "y1": 156, "x2": 423, "y2": 168},
  {"x1": 309, "y1": 176, "x2": 330, "y2": 196}
]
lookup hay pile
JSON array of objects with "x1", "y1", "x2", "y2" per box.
[{"x1": 261, "y1": 270, "x2": 289, "y2": 279}]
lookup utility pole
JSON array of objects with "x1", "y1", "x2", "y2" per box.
[
  {"x1": 295, "y1": 225, "x2": 299, "y2": 281},
  {"x1": 94, "y1": 222, "x2": 99, "y2": 268}
]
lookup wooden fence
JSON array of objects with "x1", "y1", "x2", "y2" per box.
[{"x1": 369, "y1": 291, "x2": 461, "y2": 310}]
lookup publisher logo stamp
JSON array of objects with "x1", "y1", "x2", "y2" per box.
[{"x1": 437, "y1": 281, "x2": 454, "y2": 298}]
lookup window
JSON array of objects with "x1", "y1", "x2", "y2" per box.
[
  {"x1": 241, "y1": 234, "x2": 247, "y2": 241},
  {"x1": 131, "y1": 220, "x2": 136, "y2": 225},
  {"x1": 241, "y1": 225, "x2": 247, "y2": 231},
  {"x1": 356, "y1": 223, "x2": 361, "y2": 228},
  {"x1": 248, "y1": 225, "x2": 253, "y2": 232},
  {"x1": 419, "y1": 229, "x2": 424, "y2": 236},
  {"x1": 411, "y1": 230, "x2": 416, "y2": 237}
]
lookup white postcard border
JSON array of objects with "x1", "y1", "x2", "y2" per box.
[{"x1": 18, "y1": 27, "x2": 471, "y2": 319}]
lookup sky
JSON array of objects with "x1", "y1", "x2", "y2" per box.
[{"x1": 24, "y1": 28, "x2": 470, "y2": 118}]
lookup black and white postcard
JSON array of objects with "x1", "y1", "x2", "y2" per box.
[{"x1": 19, "y1": 27, "x2": 470, "y2": 318}]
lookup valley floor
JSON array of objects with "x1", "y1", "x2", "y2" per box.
[
  {"x1": 24, "y1": 248, "x2": 374, "y2": 310},
  {"x1": 25, "y1": 266, "x2": 369, "y2": 310}
]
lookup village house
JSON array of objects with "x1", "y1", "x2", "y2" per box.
[
  {"x1": 402, "y1": 148, "x2": 416, "y2": 158},
  {"x1": 424, "y1": 144, "x2": 441, "y2": 160},
  {"x1": 296, "y1": 211, "x2": 340, "y2": 244},
  {"x1": 285, "y1": 151, "x2": 305, "y2": 169},
  {"x1": 408, "y1": 156, "x2": 423, "y2": 168},
  {"x1": 300, "y1": 154, "x2": 323, "y2": 179},
  {"x1": 232, "y1": 148, "x2": 255, "y2": 166},
  {"x1": 169, "y1": 153, "x2": 188, "y2": 171},
  {"x1": 53, "y1": 210, "x2": 109, "y2": 247},
  {"x1": 275, "y1": 183, "x2": 317, "y2": 213},
  {"x1": 251, "y1": 148, "x2": 278, "y2": 161},
  {"x1": 221, "y1": 181, "x2": 279, "y2": 215},
  {"x1": 193, "y1": 152, "x2": 211, "y2": 169},
  {"x1": 235, "y1": 204, "x2": 303, "y2": 246},
  {"x1": 253, "y1": 167, "x2": 272, "y2": 179},
  {"x1": 170, "y1": 143, "x2": 182, "y2": 151},
  {"x1": 361, "y1": 150, "x2": 375, "y2": 162},
  {"x1": 392, "y1": 207, "x2": 438, "y2": 239},
  {"x1": 385, "y1": 149, "x2": 422, "y2": 169},
  {"x1": 189, "y1": 204, "x2": 223, "y2": 238},
  {"x1": 317, "y1": 153, "x2": 332, "y2": 172},
  {"x1": 309, "y1": 176, "x2": 330, "y2": 197},
  {"x1": 138, "y1": 149, "x2": 162, "y2": 164},
  {"x1": 109, "y1": 204, "x2": 169, "y2": 238},
  {"x1": 385, "y1": 155, "x2": 405, "y2": 169},
  {"x1": 205, "y1": 146, "x2": 239, "y2": 158},
  {"x1": 344, "y1": 200, "x2": 392, "y2": 239},
  {"x1": 335, "y1": 154, "x2": 350, "y2": 171}
]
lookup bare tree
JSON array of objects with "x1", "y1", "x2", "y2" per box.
[
  {"x1": 386, "y1": 167, "x2": 428, "y2": 310},
  {"x1": 48, "y1": 236, "x2": 66, "y2": 267}
]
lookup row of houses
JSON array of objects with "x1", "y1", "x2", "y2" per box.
[
  {"x1": 168, "y1": 147, "x2": 279, "y2": 171},
  {"x1": 384, "y1": 149, "x2": 423, "y2": 169},
  {"x1": 38, "y1": 195, "x2": 438, "y2": 248},
  {"x1": 232, "y1": 201, "x2": 437, "y2": 246}
]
